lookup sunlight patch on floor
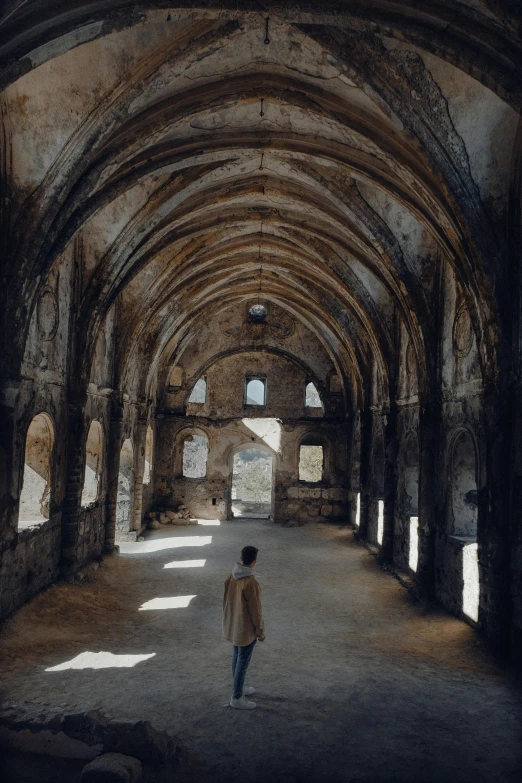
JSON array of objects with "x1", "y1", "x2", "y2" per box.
[
  {"x1": 45, "y1": 651, "x2": 156, "y2": 671},
  {"x1": 139, "y1": 596, "x2": 196, "y2": 610},
  {"x1": 119, "y1": 536, "x2": 212, "y2": 554},
  {"x1": 163, "y1": 559, "x2": 206, "y2": 569}
]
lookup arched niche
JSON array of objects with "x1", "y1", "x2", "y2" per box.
[
  {"x1": 449, "y1": 430, "x2": 478, "y2": 539},
  {"x1": 143, "y1": 425, "x2": 153, "y2": 485},
  {"x1": 403, "y1": 431, "x2": 420, "y2": 515},
  {"x1": 19, "y1": 413, "x2": 55, "y2": 529},
  {"x1": 81, "y1": 420, "x2": 103, "y2": 507},
  {"x1": 169, "y1": 365, "x2": 183, "y2": 388},
  {"x1": 116, "y1": 439, "x2": 134, "y2": 534}
]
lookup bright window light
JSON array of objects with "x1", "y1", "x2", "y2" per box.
[
  {"x1": 245, "y1": 378, "x2": 266, "y2": 406},
  {"x1": 355, "y1": 492, "x2": 361, "y2": 527},
  {"x1": 118, "y1": 536, "x2": 212, "y2": 554},
  {"x1": 188, "y1": 377, "x2": 206, "y2": 403},
  {"x1": 305, "y1": 382, "x2": 322, "y2": 408},
  {"x1": 377, "y1": 500, "x2": 384, "y2": 544},
  {"x1": 463, "y1": 542, "x2": 479, "y2": 622},
  {"x1": 46, "y1": 651, "x2": 156, "y2": 671},
  {"x1": 139, "y1": 596, "x2": 196, "y2": 611},
  {"x1": 242, "y1": 418, "x2": 281, "y2": 453},
  {"x1": 163, "y1": 559, "x2": 206, "y2": 569},
  {"x1": 408, "y1": 516, "x2": 419, "y2": 572}
]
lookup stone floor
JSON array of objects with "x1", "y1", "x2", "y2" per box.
[{"x1": 1, "y1": 519, "x2": 521, "y2": 782}]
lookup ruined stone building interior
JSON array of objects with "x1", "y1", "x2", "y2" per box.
[{"x1": 0, "y1": 2, "x2": 522, "y2": 782}]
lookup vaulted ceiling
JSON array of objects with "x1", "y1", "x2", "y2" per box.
[{"x1": 1, "y1": 1, "x2": 520, "y2": 406}]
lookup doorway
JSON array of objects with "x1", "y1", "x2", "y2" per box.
[{"x1": 231, "y1": 448, "x2": 273, "y2": 518}]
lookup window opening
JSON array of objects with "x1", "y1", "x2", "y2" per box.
[
  {"x1": 143, "y1": 425, "x2": 153, "y2": 485},
  {"x1": 188, "y1": 377, "x2": 206, "y2": 404},
  {"x1": 231, "y1": 448, "x2": 273, "y2": 518},
  {"x1": 183, "y1": 434, "x2": 208, "y2": 478},
  {"x1": 377, "y1": 500, "x2": 384, "y2": 545},
  {"x1": 409, "y1": 516, "x2": 419, "y2": 572},
  {"x1": 305, "y1": 382, "x2": 322, "y2": 408},
  {"x1": 245, "y1": 378, "x2": 266, "y2": 406},
  {"x1": 299, "y1": 445, "x2": 323, "y2": 482},
  {"x1": 18, "y1": 413, "x2": 54, "y2": 530},
  {"x1": 354, "y1": 492, "x2": 361, "y2": 527},
  {"x1": 116, "y1": 439, "x2": 134, "y2": 536},
  {"x1": 81, "y1": 420, "x2": 103, "y2": 506}
]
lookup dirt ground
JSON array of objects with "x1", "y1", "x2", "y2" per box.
[{"x1": 1, "y1": 519, "x2": 521, "y2": 783}]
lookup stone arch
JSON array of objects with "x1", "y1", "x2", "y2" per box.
[
  {"x1": 18, "y1": 412, "x2": 55, "y2": 529},
  {"x1": 81, "y1": 420, "x2": 103, "y2": 507}
]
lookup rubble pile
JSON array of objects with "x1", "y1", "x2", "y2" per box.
[{"x1": 146, "y1": 505, "x2": 198, "y2": 530}]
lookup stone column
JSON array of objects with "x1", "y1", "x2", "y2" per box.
[
  {"x1": 61, "y1": 389, "x2": 88, "y2": 575},
  {"x1": 416, "y1": 398, "x2": 440, "y2": 598},
  {"x1": 382, "y1": 403, "x2": 398, "y2": 562},
  {"x1": 358, "y1": 407, "x2": 374, "y2": 540},
  {"x1": 105, "y1": 393, "x2": 124, "y2": 551},
  {"x1": 132, "y1": 415, "x2": 147, "y2": 532}
]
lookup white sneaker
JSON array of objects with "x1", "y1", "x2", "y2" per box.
[
  {"x1": 230, "y1": 696, "x2": 256, "y2": 710},
  {"x1": 243, "y1": 686, "x2": 256, "y2": 696}
]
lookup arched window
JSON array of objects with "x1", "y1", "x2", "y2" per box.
[
  {"x1": 299, "y1": 444, "x2": 323, "y2": 482},
  {"x1": 116, "y1": 439, "x2": 134, "y2": 535},
  {"x1": 81, "y1": 420, "x2": 103, "y2": 506},
  {"x1": 19, "y1": 413, "x2": 54, "y2": 529},
  {"x1": 169, "y1": 366, "x2": 183, "y2": 387},
  {"x1": 183, "y1": 434, "x2": 208, "y2": 478},
  {"x1": 143, "y1": 425, "x2": 153, "y2": 485},
  {"x1": 188, "y1": 377, "x2": 206, "y2": 404},
  {"x1": 245, "y1": 377, "x2": 266, "y2": 406},
  {"x1": 305, "y1": 382, "x2": 322, "y2": 408}
]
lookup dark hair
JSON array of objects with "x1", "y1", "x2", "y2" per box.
[{"x1": 241, "y1": 546, "x2": 258, "y2": 566}]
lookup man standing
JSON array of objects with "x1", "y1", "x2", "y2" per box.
[{"x1": 222, "y1": 545, "x2": 265, "y2": 710}]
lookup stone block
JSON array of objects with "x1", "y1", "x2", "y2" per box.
[
  {"x1": 287, "y1": 487, "x2": 299, "y2": 498},
  {"x1": 80, "y1": 752, "x2": 142, "y2": 783},
  {"x1": 321, "y1": 504, "x2": 333, "y2": 517},
  {"x1": 299, "y1": 488, "x2": 321, "y2": 499},
  {"x1": 322, "y1": 488, "x2": 348, "y2": 501}
]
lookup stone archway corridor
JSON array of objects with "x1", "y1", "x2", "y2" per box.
[{"x1": 1, "y1": 519, "x2": 520, "y2": 783}]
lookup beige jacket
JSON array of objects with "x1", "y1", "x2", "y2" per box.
[{"x1": 222, "y1": 562, "x2": 265, "y2": 646}]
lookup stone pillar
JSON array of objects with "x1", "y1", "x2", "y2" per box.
[
  {"x1": 358, "y1": 407, "x2": 374, "y2": 539},
  {"x1": 382, "y1": 404, "x2": 398, "y2": 562},
  {"x1": 61, "y1": 389, "x2": 88, "y2": 575},
  {"x1": 105, "y1": 393, "x2": 124, "y2": 552},
  {"x1": 0, "y1": 379, "x2": 19, "y2": 543},
  {"x1": 481, "y1": 387, "x2": 512, "y2": 653},
  {"x1": 132, "y1": 416, "x2": 147, "y2": 532},
  {"x1": 416, "y1": 398, "x2": 440, "y2": 598}
]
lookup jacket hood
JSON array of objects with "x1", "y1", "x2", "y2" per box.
[{"x1": 232, "y1": 561, "x2": 255, "y2": 579}]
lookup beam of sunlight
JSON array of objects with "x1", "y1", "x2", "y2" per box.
[
  {"x1": 163, "y1": 559, "x2": 206, "y2": 569},
  {"x1": 119, "y1": 536, "x2": 212, "y2": 554},
  {"x1": 46, "y1": 651, "x2": 156, "y2": 671},
  {"x1": 377, "y1": 500, "x2": 384, "y2": 545},
  {"x1": 408, "y1": 516, "x2": 419, "y2": 572},
  {"x1": 196, "y1": 519, "x2": 221, "y2": 526},
  {"x1": 242, "y1": 418, "x2": 281, "y2": 453},
  {"x1": 139, "y1": 595, "x2": 196, "y2": 610},
  {"x1": 462, "y1": 542, "x2": 479, "y2": 622},
  {"x1": 354, "y1": 492, "x2": 360, "y2": 527}
]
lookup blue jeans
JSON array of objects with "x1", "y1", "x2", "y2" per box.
[{"x1": 232, "y1": 639, "x2": 256, "y2": 699}]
